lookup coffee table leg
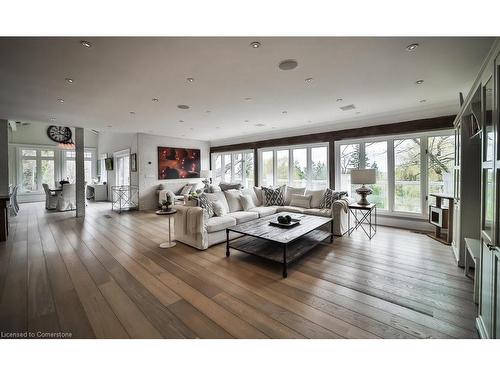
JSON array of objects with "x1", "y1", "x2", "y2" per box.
[
  {"x1": 226, "y1": 229, "x2": 230, "y2": 257},
  {"x1": 282, "y1": 244, "x2": 288, "y2": 278}
]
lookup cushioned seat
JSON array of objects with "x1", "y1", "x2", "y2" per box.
[
  {"x1": 226, "y1": 211, "x2": 259, "y2": 224},
  {"x1": 304, "y1": 208, "x2": 332, "y2": 217},
  {"x1": 276, "y1": 206, "x2": 307, "y2": 214},
  {"x1": 248, "y1": 206, "x2": 278, "y2": 217},
  {"x1": 205, "y1": 216, "x2": 237, "y2": 233}
]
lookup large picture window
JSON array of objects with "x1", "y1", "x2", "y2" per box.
[
  {"x1": 258, "y1": 143, "x2": 328, "y2": 189},
  {"x1": 335, "y1": 130, "x2": 454, "y2": 217},
  {"x1": 211, "y1": 150, "x2": 255, "y2": 188}
]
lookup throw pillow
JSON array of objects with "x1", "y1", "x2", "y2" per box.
[
  {"x1": 290, "y1": 194, "x2": 312, "y2": 209},
  {"x1": 305, "y1": 188, "x2": 326, "y2": 208},
  {"x1": 240, "y1": 194, "x2": 256, "y2": 211},
  {"x1": 204, "y1": 191, "x2": 230, "y2": 213},
  {"x1": 197, "y1": 193, "x2": 214, "y2": 218},
  {"x1": 253, "y1": 186, "x2": 263, "y2": 206},
  {"x1": 285, "y1": 186, "x2": 306, "y2": 205},
  {"x1": 212, "y1": 201, "x2": 226, "y2": 217},
  {"x1": 219, "y1": 182, "x2": 242, "y2": 191},
  {"x1": 224, "y1": 190, "x2": 243, "y2": 212},
  {"x1": 262, "y1": 186, "x2": 285, "y2": 206},
  {"x1": 319, "y1": 189, "x2": 348, "y2": 209},
  {"x1": 241, "y1": 187, "x2": 259, "y2": 206},
  {"x1": 180, "y1": 184, "x2": 192, "y2": 195}
]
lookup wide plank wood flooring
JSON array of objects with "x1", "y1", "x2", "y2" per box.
[{"x1": 0, "y1": 202, "x2": 478, "y2": 338}]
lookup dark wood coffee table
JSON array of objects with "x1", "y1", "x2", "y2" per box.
[{"x1": 226, "y1": 212, "x2": 333, "y2": 278}]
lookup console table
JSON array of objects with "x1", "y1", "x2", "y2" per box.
[{"x1": 428, "y1": 193, "x2": 454, "y2": 245}]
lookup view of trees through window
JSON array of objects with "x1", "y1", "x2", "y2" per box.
[
  {"x1": 212, "y1": 151, "x2": 255, "y2": 188},
  {"x1": 338, "y1": 131, "x2": 454, "y2": 215}
]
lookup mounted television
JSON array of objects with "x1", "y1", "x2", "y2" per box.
[
  {"x1": 158, "y1": 146, "x2": 200, "y2": 179},
  {"x1": 105, "y1": 157, "x2": 114, "y2": 171}
]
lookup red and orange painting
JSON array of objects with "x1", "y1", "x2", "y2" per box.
[{"x1": 157, "y1": 147, "x2": 200, "y2": 179}]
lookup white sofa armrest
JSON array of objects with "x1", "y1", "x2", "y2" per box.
[{"x1": 173, "y1": 205, "x2": 208, "y2": 249}]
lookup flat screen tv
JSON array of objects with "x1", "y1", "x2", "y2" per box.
[{"x1": 158, "y1": 146, "x2": 200, "y2": 180}]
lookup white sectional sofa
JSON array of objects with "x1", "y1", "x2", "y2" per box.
[{"x1": 173, "y1": 186, "x2": 351, "y2": 250}]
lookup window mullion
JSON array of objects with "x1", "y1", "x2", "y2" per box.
[{"x1": 388, "y1": 139, "x2": 395, "y2": 213}]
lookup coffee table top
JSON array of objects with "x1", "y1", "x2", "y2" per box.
[{"x1": 228, "y1": 212, "x2": 332, "y2": 244}]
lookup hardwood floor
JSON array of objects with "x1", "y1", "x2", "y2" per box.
[{"x1": 0, "y1": 202, "x2": 478, "y2": 338}]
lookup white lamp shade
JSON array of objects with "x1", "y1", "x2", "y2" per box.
[
  {"x1": 200, "y1": 170, "x2": 213, "y2": 178},
  {"x1": 350, "y1": 169, "x2": 376, "y2": 185}
]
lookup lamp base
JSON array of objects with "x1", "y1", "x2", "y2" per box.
[{"x1": 355, "y1": 185, "x2": 373, "y2": 205}]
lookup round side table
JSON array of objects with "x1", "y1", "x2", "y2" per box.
[{"x1": 155, "y1": 209, "x2": 177, "y2": 248}]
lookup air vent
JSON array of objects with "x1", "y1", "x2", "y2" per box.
[{"x1": 340, "y1": 104, "x2": 356, "y2": 111}]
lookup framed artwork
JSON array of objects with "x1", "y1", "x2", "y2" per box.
[
  {"x1": 105, "y1": 157, "x2": 114, "y2": 171},
  {"x1": 158, "y1": 146, "x2": 200, "y2": 179},
  {"x1": 130, "y1": 153, "x2": 137, "y2": 172}
]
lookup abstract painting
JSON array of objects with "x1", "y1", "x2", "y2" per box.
[{"x1": 158, "y1": 146, "x2": 200, "y2": 179}]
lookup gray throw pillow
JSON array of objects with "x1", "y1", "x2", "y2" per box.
[
  {"x1": 319, "y1": 189, "x2": 348, "y2": 209},
  {"x1": 219, "y1": 182, "x2": 242, "y2": 191}
]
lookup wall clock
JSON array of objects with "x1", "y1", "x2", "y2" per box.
[{"x1": 47, "y1": 126, "x2": 72, "y2": 143}]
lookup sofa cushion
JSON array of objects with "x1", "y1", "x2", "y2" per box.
[
  {"x1": 240, "y1": 194, "x2": 256, "y2": 211},
  {"x1": 242, "y1": 187, "x2": 260, "y2": 206},
  {"x1": 285, "y1": 186, "x2": 306, "y2": 205},
  {"x1": 253, "y1": 186, "x2": 263, "y2": 206},
  {"x1": 262, "y1": 186, "x2": 285, "y2": 206},
  {"x1": 277, "y1": 206, "x2": 307, "y2": 214},
  {"x1": 205, "y1": 216, "x2": 237, "y2": 233},
  {"x1": 205, "y1": 191, "x2": 230, "y2": 213},
  {"x1": 226, "y1": 211, "x2": 259, "y2": 224},
  {"x1": 219, "y1": 182, "x2": 242, "y2": 191},
  {"x1": 224, "y1": 190, "x2": 243, "y2": 212},
  {"x1": 248, "y1": 206, "x2": 278, "y2": 217},
  {"x1": 290, "y1": 194, "x2": 312, "y2": 209},
  {"x1": 304, "y1": 208, "x2": 332, "y2": 218},
  {"x1": 305, "y1": 188, "x2": 326, "y2": 208}
]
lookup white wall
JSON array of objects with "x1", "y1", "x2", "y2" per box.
[
  {"x1": 97, "y1": 131, "x2": 139, "y2": 199},
  {"x1": 137, "y1": 133, "x2": 210, "y2": 210},
  {"x1": 10, "y1": 123, "x2": 98, "y2": 148}
]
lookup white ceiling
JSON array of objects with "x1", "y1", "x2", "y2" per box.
[{"x1": 0, "y1": 37, "x2": 493, "y2": 144}]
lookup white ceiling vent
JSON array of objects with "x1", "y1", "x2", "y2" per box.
[{"x1": 340, "y1": 104, "x2": 356, "y2": 111}]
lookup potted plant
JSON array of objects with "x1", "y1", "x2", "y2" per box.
[{"x1": 160, "y1": 196, "x2": 172, "y2": 212}]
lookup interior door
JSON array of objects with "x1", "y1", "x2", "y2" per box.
[{"x1": 478, "y1": 74, "x2": 497, "y2": 338}]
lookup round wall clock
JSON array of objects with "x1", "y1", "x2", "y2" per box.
[{"x1": 47, "y1": 126, "x2": 72, "y2": 143}]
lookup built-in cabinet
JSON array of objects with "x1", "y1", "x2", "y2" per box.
[{"x1": 456, "y1": 39, "x2": 500, "y2": 338}]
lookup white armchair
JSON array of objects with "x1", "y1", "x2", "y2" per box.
[
  {"x1": 56, "y1": 183, "x2": 76, "y2": 211},
  {"x1": 42, "y1": 183, "x2": 58, "y2": 210}
]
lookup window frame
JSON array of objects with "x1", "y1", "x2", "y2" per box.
[
  {"x1": 211, "y1": 149, "x2": 255, "y2": 188},
  {"x1": 257, "y1": 142, "x2": 329, "y2": 189},
  {"x1": 335, "y1": 129, "x2": 454, "y2": 219}
]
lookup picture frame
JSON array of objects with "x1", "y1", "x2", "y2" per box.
[
  {"x1": 130, "y1": 153, "x2": 137, "y2": 172},
  {"x1": 157, "y1": 146, "x2": 201, "y2": 180},
  {"x1": 105, "y1": 157, "x2": 114, "y2": 171}
]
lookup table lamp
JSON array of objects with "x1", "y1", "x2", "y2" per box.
[{"x1": 351, "y1": 169, "x2": 376, "y2": 205}]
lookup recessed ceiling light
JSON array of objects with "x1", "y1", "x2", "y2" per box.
[
  {"x1": 129, "y1": 111, "x2": 135, "y2": 115},
  {"x1": 186, "y1": 77, "x2": 194, "y2": 83},
  {"x1": 420, "y1": 99, "x2": 427, "y2": 103},
  {"x1": 244, "y1": 97, "x2": 252, "y2": 101},
  {"x1": 282, "y1": 111, "x2": 288, "y2": 114},
  {"x1": 406, "y1": 43, "x2": 419, "y2": 51},
  {"x1": 305, "y1": 78, "x2": 313, "y2": 83},
  {"x1": 279, "y1": 59, "x2": 298, "y2": 71},
  {"x1": 336, "y1": 98, "x2": 343, "y2": 102},
  {"x1": 177, "y1": 104, "x2": 190, "y2": 109},
  {"x1": 250, "y1": 41, "x2": 261, "y2": 48},
  {"x1": 255, "y1": 123, "x2": 266, "y2": 127},
  {"x1": 65, "y1": 78, "x2": 74, "y2": 84},
  {"x1": 80, "y1": 40, "x2": 92, "y2": 48},
  {"x1": 206, "y1": 110, "x2": 211, "y2": 113},
  {"x1": 152, "y1": 98, "x2": 159, "y2": 102},
  {"x1": 244, "y1": 120, "x2": 249, "y2": 122},
  {"x1": 179, "y1": 120, "x2": 184, "y2": 123},
  {"x1": 415, "y1": 80, "x2": 424, "y2": 85},
  {"x1": 57, "y1": 98, "x2": 64, "y2": 103}
]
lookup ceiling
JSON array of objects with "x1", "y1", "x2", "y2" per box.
[{"x1": 0, "y1": 37, "x2": 494, "y2": 144}]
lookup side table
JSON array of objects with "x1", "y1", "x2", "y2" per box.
[
  {"x1": 348, "y1": 202, "x2": 377, "y2": 239},
  {"x1": 156, "y1": 209, "x2": 177, "y2": 248}
]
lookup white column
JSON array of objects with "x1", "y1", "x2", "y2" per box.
[{"x1": 75, "y1": 127, "x2": 85, "y2": 217}]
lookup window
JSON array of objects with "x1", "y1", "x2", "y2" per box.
[
  {"x1": 311, "y1": 146, "x2": 328, "y2": 190},
  {"x1": 335, "y1": 130, "x2": 454, "y2": 217},
  {"x1": 365, "y1": 142, "x2": 388, "y2": 209},
  {"x1": 19, "y1": 148, "x2": 56, "y2": 192},
  {"x1": 63, "y1": 150, "x2": 95, "y2": 184},
  {"x1": 258, "y1": 143, "x2": 329, "y2": 189},
  {"x1": 394, "y1": 138, "x2": 421, "y2": 213},
  {"x1": 261, "y1": 151, "x2": 274, "y2": 186},
  {"x1": 116, "y1": 152, "x2": 130, "y2": 186},
  {"x1": 211, "y1": 150, "x2": 255, "y2": 188}
]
